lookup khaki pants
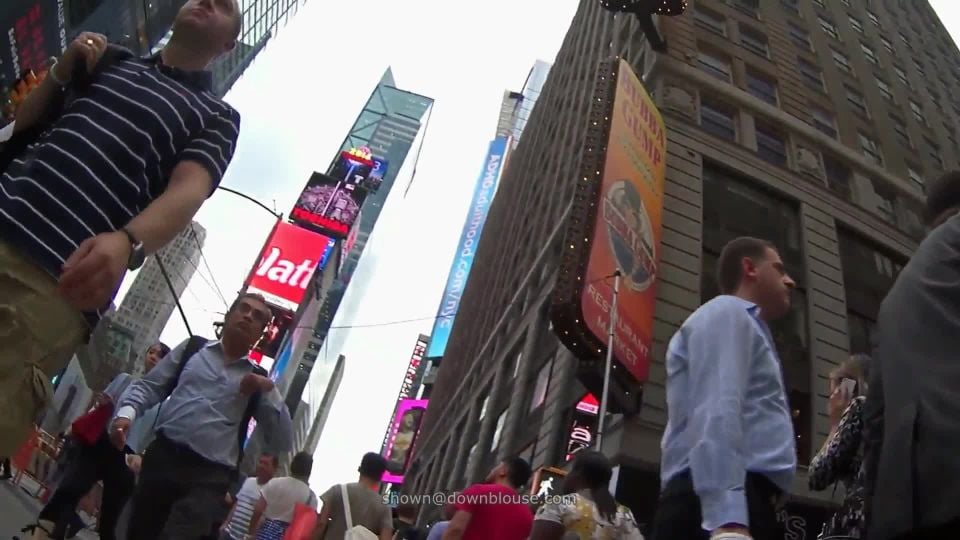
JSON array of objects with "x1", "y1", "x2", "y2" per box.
[{"x1": 0, "y1": 241, "x2": 86, "y2": 456}]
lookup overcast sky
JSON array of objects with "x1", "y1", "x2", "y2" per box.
[{"x1": 114, "y1": 0, "x2": 960, "y2": 491}]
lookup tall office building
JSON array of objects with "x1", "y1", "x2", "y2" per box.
[
  {"x1": 407, "y1": 0, "x2": 949, "y2": 533},
  {"x1": 209, "y1": 0, "x2": 307, "y2": 97},
  {"x1": 112, "y1": 222, "x2": 206, "y2": 365},
  {"x1": 272, "y1": 70, "x2": 433, "y2": 454}
]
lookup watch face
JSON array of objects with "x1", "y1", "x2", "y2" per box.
[{"x1": 129, "y1": 244, "x2": 146, "y2": 270}]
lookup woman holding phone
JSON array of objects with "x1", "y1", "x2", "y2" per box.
[{"x1": 809, "y1": 354, "x2": 871, "y2": 539}]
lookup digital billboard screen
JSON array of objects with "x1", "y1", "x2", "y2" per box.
[
  {"x1": 425, "y1": 137, "x2": 509, "y2": 359},
  {"x1": 1, "y1": 1, "x2": 67, "y2": 85},
  {"x1": 245, "y1": 221, "x2": 333, "y2": 311},
  {"x1": 565, "y1": 393, "x2": 599, "y2": 462},
  {"x1": 253, "y1": 304, "x2": 294, "y2": 360},
  {"x1": 290, "y1": 171, "x2": 369, "y2": 238},
  {"x1": 382, "y1": 398, "x2": 428, "y2": 484}
]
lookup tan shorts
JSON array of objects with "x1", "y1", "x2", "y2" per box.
[{"x1": 0, "y1": 241, "x2": 86, "y2": 456}]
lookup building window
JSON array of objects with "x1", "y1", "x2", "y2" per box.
[
  {"x1": 876, "y1": 79, "x2": 893, "y2": 101},
  {"x1": 881, "y1": 36, "x2": 895, "y2": 55},
  {"x1": 819, "y1": 17, "x2": 839, "y2": 40},
  {"x1": 858, "y1": 133, "x2": 884, "y2": 166},
  {"x1": 813, "y1": 0, "x2": 825, "y2": 7},
  {"x1": 756, "y1": 124, "x2": 787, "y2": 166},
  {"x1": 846, "y1": 86, "x2": 868, "y2": 117},
  {"x1": 701, "y1": 165, "x2": 810, "y2": 464},
  {"x1": 868, "y1": 11, "x2": 881, "y2": 27},
  {"x1": 730, "y1": 0, "x2": 759, "y2": 17},
  {"x1": 833, "y1": 50, "x2": 853, "y2": 74},
  {"x1": 849, "y1": 15, "x2": 864, "y2": 33},
  {"x1": 861, "y1": 43, "x2": 878, "y2": 65},
  {"x1": 924, "y1": 137, "x2": 944, "y2": 169},
  {"x1": 910, "y1": 100, "x2": 926, "y2": 125},
  {"x1": 781, "y1": 0, "x2": 799, "y2": 15},
  {"x1": 913, "y1": 58, "x2": 926, "y2": 78},
  {"x1": 823, "y1": 154, "x2": 852, "y2": 199},
  {"x1": 697, "y1": 48, "x2": 733, "y2": 82},
  {"x1": 799, "y1": 58, "x2": 825, "y2": 92},
  {"x1": 811, "y1": 105, "x2": 838, "y2": 139},
  {"x1": 529, "y1": 360, "x2": 552, "y2": 412},
  {"x1": 740, "y1": 25, "x2": 769, "y2": 58},
  {"x1": 899, "y1": 33, "x2": 910, "y2": 46},
  {"x1": 695, "y1": 5, "x2": 727, "y2": 35},
  {"x1": 490, "y1": 409, "x2": 507, "y2": 450},
  {"x1": 700, "y1": 98, "x2": 737, "y2": 141},
  {"x1": 908, "y1": 166, "x2": 925, "y2": 193},
  {"x1": 838, "y1": 229, "x2": 906, "y2": 355},
  {"x1": 788, "y1": 22, "x2": 813, "y2": 51},
  {"x1": 746, "y1": 70, "x2": 778, "y2": 106},
  {"x1": 840, "y1": 0, "x2": 850, "y2": 6},
  {"x1": 890, "y1": 114, "x2": 910, "y2": 147},
  {"x1": 894, "y1": 65, "x2": 908, "y2": 85}
]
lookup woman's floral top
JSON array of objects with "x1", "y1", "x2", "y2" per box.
[
  {"x1": 534, "y1": 490, "x2": 645, "y2": 540},
  {"x1": 809, "y1": 395, "x2": 867, "y2": 539}
]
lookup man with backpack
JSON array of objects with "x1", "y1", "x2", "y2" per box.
[
  {"x1": 0, "y1": 0, "x2": 244, "y2": 458},
  {"x1": 313, "y1": 452, "x2": 394, "y2": 539},
  {"x1": 108, "y1": 292, "x2": 293, "y2": 539}
]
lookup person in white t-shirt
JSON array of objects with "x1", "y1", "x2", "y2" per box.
[
  {"x1": 250, "y1": 452, "x2": 317, "y2": 540},
  {"x1": 221, "y1": 453, "x2": 278, "y2": 540}
]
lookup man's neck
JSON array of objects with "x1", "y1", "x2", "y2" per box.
[
  {"x1": 160, "y1": 39, "x2": 214, "y2": 72},
  {"x1": 358, "y1": 476, "x2": 380, "y2": 490},
  {"x1": 220, "y1": 338, "x2": 249, "y2": 362},
  {"x1": 257, "y1": 475, "x2": 271, "y2": 485},
  {"x1": 733, "y1": 290, "x2": 769, "y2": 321}
]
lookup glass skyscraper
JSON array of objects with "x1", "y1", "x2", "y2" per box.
[{"x1": 275, "y1": 69, "x2": 433, "y2": 455}]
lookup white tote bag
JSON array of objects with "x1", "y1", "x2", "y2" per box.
[{"x1": 341, "y1": 483, "x2": 378, "y2": 540}]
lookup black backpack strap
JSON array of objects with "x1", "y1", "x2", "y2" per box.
[
  {"x1": 167, "y1": 335, "x2": 209, "y2": 398},
  {"x1": 237, "y1": 364, "x2": 268, "y2": 469}
]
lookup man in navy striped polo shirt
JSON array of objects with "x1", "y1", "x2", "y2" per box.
[{"x1": 0, "y1": 0, "x2": 244, "y2": 458}]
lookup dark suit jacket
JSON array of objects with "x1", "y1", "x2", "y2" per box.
[{"x1": 864, "y1": 214, "x2": 960, "y2": 539}]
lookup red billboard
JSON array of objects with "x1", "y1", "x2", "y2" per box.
[{"x1": 245, "y1": 222, "x2": 332, "y2": 311}]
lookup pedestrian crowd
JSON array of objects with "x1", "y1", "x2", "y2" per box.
[{"x1": 1, "y1": 0, "x2": 959, "y2": 537}]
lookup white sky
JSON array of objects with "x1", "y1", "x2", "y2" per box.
[{"x1": 113, "y1": 0, "x2": 960, "y2": 491}]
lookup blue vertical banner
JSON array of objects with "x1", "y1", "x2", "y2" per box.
[{"x1": 426, "y1": 136, "x2": 510, "y2": 359}]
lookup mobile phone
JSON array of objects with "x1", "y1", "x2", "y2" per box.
[{"x1": 839, "y1": 377, "x2": 858, "y2": 398}]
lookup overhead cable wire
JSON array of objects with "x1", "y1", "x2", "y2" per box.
[{"x1": 189, "y1": 223, "x2": 230, "y2": 308}]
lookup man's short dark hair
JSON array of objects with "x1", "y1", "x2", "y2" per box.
[
  {"x1": 924, "y1": 171, "x2": 960, "y2": 227},
  {"x1": 228, "y1": 292, "x2": 268, "y2": 314},
  {"x1": 260, "y1": 451, "x2": 279, "y2": 468},
  {"x1": 504, "y1": 457, "x2": 532, "y2": 489},
  {"x1": 290, "y1": 452, "x2": 313, "y2": 477},
  {"x1": 716, "y1": 237, "x2": 776, "y2": 294},
  {"x1": 359, "y1": 452, "x2": 387, "y2": 480}
]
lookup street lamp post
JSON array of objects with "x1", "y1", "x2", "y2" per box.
[{"x1": 595, "y1": 270, "x2": 622, "y2": 453}]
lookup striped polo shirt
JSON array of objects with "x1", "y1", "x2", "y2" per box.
[{"x1": 0, "y1": 48, "x2": 240, "y2": 326}]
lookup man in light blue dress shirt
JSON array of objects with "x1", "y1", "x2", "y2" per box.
[
  {"x1": 108, "y1": 292, "x2": 293, "y2": 539},
  {"x1": 651, "y1": 237, "x2": 798, "y2": 540}
]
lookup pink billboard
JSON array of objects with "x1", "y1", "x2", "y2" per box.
[{"x1": 382, "y1": 398, "x2": 428, "y2": 484}]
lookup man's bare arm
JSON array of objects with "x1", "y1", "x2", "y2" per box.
[
  {"x1": 15, "y1": 32, "x2": 107, "y2": 133},
  {"x1": 125, "y1": 160, "x2": 213, "y2": 254},
  {"x1": 441, "y1": 510, "x2": 472, "y2": 540}
]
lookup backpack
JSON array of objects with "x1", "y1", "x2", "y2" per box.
[
  {"x1": 0, "y1": 44, "x2": 134, "y2": 173},
  {"x1": 163, "y1": 335, "x2": 267, "y2": 470},
  {"x1": 341, "y1": 483, "x2": 378, "y2": 540}
]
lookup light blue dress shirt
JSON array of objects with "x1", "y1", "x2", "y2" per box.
[
  {"x1": 660, "y1": 295, "x2": 796, "y2": 532},
  {"x1": 115, "y1": 340, "x2": 293, "y2": 467}
]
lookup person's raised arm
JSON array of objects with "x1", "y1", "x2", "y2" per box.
[
  {"x1": 13, "y1": 32, "x2": 107, "y2": 134},
  {"x1": 684, "y1": 307, "x2": 756, "y2": 534}
]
